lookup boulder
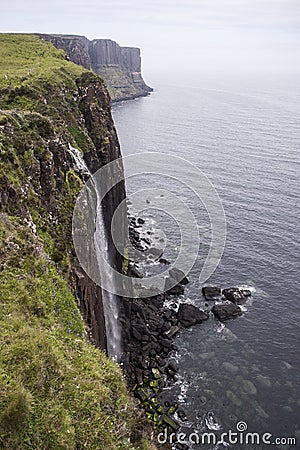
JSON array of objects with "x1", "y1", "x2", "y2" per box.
[
  {"x1": 161, "y1": 414, "x2": 179, "y2": 430},
  {"x1": 164, "y1": 325, "x2": 179, "y2": 338},
  {"x1": 177, "y1": 304, "x2": 209, "y2": 327},
  {"x1": 169, "y1": 267, "x2": 189, "y2": 285},
  {"x1": 167, "y1": 359, "x2": 178, "y2": 373},
  {"x1": 159, "y1": 257, "x2": 170, "y2": 265},
  {"x1": 148, "y1": 247, "x2": 163, "y2": 258},
  {"x1": 212, "y1": 303, "x2": 242, "y2": 321},
  {"x1": 202, "y1": 286, "x2": 221, "y2": 300},
  {"x1": 223, "y1": 287, "x2": 251, "y2": 304},
  {"x1": 164, "y1": 276, "x2": 185, "y2": 295},
  {"x1": 129, "y1": 264, "x2": 143, "y2": 278},
  {"x1": 242, "y1": 379, "x2": 257, "y2": 395}
]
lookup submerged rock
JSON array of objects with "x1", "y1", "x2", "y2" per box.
[
  {"x1": 164, "y1": 277, "x2": 185, "y2": 295},
  {"x1": 222, "y1": 362, "x2": 239, "y2": 374},
  {"x1": 177, "y1": 304, "x2": 209, "y2": 327},
  {"x1": 202, "y1": 286, "x2": 221, "y2": 300},
  {"x1": 212, "y1": 303, "x2": 243, "y2": 321},
  {"x1": 281, "y1": 361, "x2": 293, "y2": 370},
  {"x1": 226, "y1": 390, "x2": 242, "y2": 407},
  {"x1": 256, "y1": 374, "x2": 272, "y2": 388},
  {"x1": 199, "y1": 351, "x2": 215, "y2": 361},
  {"x1": 241, "y1": 379, "x2": 257, "y2": 395},
  {"x1": 282, "y1": 406, "x2": 293, "y2": 413},
  {"x1": 253, "y1": 402, "x2": 269, "y2": 419},
  {"x1": 169, "y1": 267, "x2": 189, "y2": 285}
]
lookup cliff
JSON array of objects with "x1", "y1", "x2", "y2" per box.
[
  {"x1": 0, "y1": 34, "x2": 156, "y2": 449},
  {"x1": 37, "y1": 34, "x2": 153, "y2": 102}
]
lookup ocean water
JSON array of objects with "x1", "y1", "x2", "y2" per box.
[{"x1": 112, "y1": 72, "x2": 300, "y2": 449}]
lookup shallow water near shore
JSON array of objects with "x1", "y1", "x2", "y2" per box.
[{"x1": 112, "y1": 72, "x2": 300, "y2": 449}]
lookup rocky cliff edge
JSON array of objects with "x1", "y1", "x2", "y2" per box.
[{"x1": 38, "y1": 34, "x2": 153, "y2": 102}]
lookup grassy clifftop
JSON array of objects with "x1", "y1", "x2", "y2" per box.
[
  {"x1": 0, "y1": 34, "x2": 156, "y2": 449},
  {"x1": 0, "y1": 34, "x2": 83, "y2": 88}
]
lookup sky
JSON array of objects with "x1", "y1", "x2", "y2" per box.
[{"x1": 1, "y1": 0, "x2": 300, "y2": 78}]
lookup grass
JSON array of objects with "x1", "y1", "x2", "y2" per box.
[
  {"x1": 0, "y1": 34, "x2": 84, "y2": 89},
  {"x1": 0, "y1": 215, "x2": 155, "y2": 449}
]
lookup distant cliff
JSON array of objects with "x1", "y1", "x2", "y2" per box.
[{"x1": 37, "y1": 34, "x2": 153, "y2": 102}]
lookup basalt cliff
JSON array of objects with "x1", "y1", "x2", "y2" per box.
[
  {"x1": 0, "y1": 33, "x2": 187, "y2": 450},
  {"x1": 0, "y1": 34, "x2": 156, "y2": 449},
  {"x1": 38, "y1": 34, "x2": 153, "y2": 102}
]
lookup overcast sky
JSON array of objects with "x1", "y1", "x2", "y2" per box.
[{"x1": 1, "y1": 0, "x2": 299, "y2": 78}]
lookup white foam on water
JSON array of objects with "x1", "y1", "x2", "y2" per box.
[
  {"x1": 239, "y1": 305, "x2": 248, "y2": 312},
  {"x1": 237, "y1": 284, "x2": 256, "y2": 293},
  {"x1": 205, "y1": 411, "x2": 222, "y2": 431}
]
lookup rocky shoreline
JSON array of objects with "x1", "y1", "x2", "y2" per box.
[{"x1": 121, "y1": 216, "x2": 254, "y2": 448}]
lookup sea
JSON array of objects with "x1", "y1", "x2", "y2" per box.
[{"x1": 112, "y1": 71, "x2": 300, "y2": 449}]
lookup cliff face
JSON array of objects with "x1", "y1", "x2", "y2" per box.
[
  {"x1": 0, "y1": 34, "x2": 157, "y2": 449},
  {"x1": 0, "y1": 58, "x2": 124, "y2": 350},
  {"x1": 38, "y1": 34, "x2": 153, "y2": 102}
]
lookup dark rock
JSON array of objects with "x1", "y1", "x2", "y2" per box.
[
  {"x1": 167, "y1": 359, "x2": 178, "y2": 373},
  {"x1": 163, "y1": 309, "x2": 173, "y2": 320},
  {"x1": 159, "y1": 257, "x2": 171, "y2": 265},
  {"x1": 131, "y1": 302, "x2": 146, "y2": 320},
  {"x1": 169, "y1": 267, "x2": 189, "y2": 285},
  {"x1": 241, "y1": 289, "x2": 252, "y2": 297},
  {"x1": 177, "y1": 304, "x2": 209, "y2": 327},
  {"x1": 132, "y1": 328, "x2": 142, "y2": 341},
  {"x1": 223, "y1": 287, "x2": 251, "y2": 304},
  {"x1": 212, "y1": 303, "x2": 243, "y2": 321},
  {"x1": 165, "y1": 276, "x2": 185, "y2": 295},
  {"x1": 164, "y1": 325, "x2": 179, "y2": 338},
  {"x1": 199, "y1": 396, "x2": 207, "y2": 405},
  {"x1": 177, "y1": 409, "x2": 187, "y2": 421},
  {"x1": 160, "y1": 337, "x2": 173, "y2": 349},
  {"x1": 148, "y1": 247, "x2": 163, "y2": 258},
  {"x1": 155, "y1": 355, "x2": 165, "y2": 366},
  {"x1": 129, "y1": 264, "x2": 143, "y2": 278},
  {"x1": 141, "y1": 237, "x2": 151, "y2": 246},
  {"x1": 202, "y1": 286, "x2": 221, "y2": 300},
  {"x1": 177, "y1": 445, "x2": 189, "y2": 450},
  {"x1": 161, "y1": 320, "x2": 172, "y2": 333},
  {"x1": 137, "y1": 217, "x2": 145, "y2": 224},
  {"x1": 161, "y1": 414, "x2": 179, "y2": 430}
]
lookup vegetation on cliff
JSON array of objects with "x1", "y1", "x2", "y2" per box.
[
  {"x1": 0, "y1": 34, "x2": 156, "y2": 450},
  {"x1": 36, "y1": 34, "x2": 153, "y2": 102}
]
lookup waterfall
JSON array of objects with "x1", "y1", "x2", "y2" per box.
[
  {"x1": 68, "y1": 144, "x2": 122, "y2": 361},
  {"x1": 94, "y1": 204, "x2": 122, "y2": 360}
]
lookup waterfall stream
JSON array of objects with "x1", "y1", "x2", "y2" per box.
[{"x1": 68, "y1": 144, "x2": 122, "y2": 361}]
